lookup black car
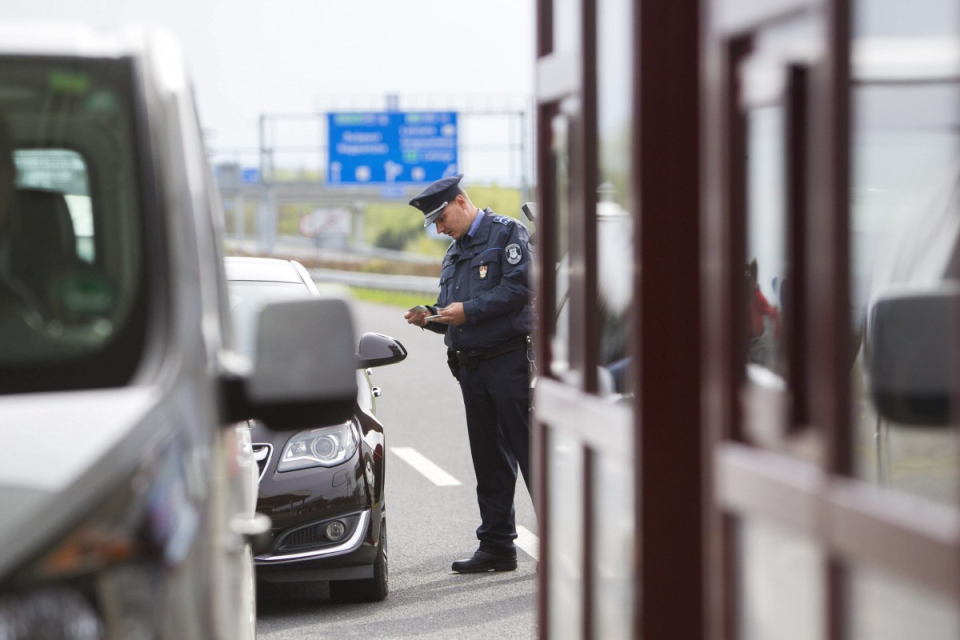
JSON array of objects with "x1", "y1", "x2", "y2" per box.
[{"x1": 225, "y1": 256, "x2": 406, "y2": 602}]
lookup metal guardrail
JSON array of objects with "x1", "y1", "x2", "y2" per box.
[
  {"x1": 224, "y1": 237, "x2": 440, "y2": 295},
  {"x1": 225, "y1": 236, "x2": 439, "y2": 265},
  {"x1": 308, "y1": 268, "x2": 439, "y2": 296}
]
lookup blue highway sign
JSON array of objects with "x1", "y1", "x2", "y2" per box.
[
  {"x1": 240, "y1": 168, "x2": 260, "y2": 184},
  {"x1": 327, "y1": 111, "x2": 458, "y2": 186}
]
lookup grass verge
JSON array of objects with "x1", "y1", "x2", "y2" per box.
[{"x1": 349, "y1": 287, "x2": 435, "y2": 310}]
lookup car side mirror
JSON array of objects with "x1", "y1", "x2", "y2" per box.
[
  {"x1": 357, "y1": 332, "x2": 407, "y2": 368},
  {"x1": 867, "y1": 285, "x2": 960, "y2": 427},
  {"x1": 223, "y1": 297, "x2": 358, "y2": 429}
]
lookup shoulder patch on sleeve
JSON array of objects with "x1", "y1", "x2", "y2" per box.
[{"x1": 505, "y1": 243, "x2": 523, "y2": 264}]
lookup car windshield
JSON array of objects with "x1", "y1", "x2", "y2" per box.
[
  {"x1": 228, "y1": 280, "x2": 309, "y2": 357},
  {"x1": 0, "y1": 57, "x2": 148, "y2": 393}
]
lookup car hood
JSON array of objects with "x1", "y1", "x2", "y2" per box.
[{"x1": 0, "y1": 386, "x2": 161, "y2": 578}]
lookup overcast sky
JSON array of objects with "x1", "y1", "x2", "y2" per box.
[{"x1": 4, "y1": 0, "x2": 536, "y2": 157}]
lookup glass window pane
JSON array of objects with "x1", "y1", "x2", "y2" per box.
[
  {"x1": 547, "y1": 427, "x2": 583, "y2": 640},
  {"x1": 745, "y1": 106, "x2": 787, "y2": 377},
  {"x1": 856, "y1": 0, "x2": 958, "y2": 37},
  {"x1": 228, "y1": 281, "x2": 309, "y2": 358},
  {"x1": 849, "y1": 0, "x2": 960, "y2": 505},
  {"x1": 553, "y1": 0, "x2": 581, "y2": 55},
  {"x1": 737, "y1": 518, "x2": 824, "y2": 640},
  {"x1": 848, "y1": 563, "x2": 960, "y2": 639},
  {"x1": 590, "y1": 451, "x2": 633, "y2": 640},
  {"x1": 551, "y1": 113, "x2": 572, "y2": 375},
  {"x1": 13, "y1": 150, "x2": 93, "y2": 269},
  {"x1": 15, "y1": 149, "x2": 94, "y2": 263},
  {"x1": 596, "y1": 0, "x2": 634, "y2": 399},
  {"x1": 737, "y1": 16, "x2": 820, "y2": 455},
  {"x1": 0, "y1": 57, "x2": 147, "y2": 391}
]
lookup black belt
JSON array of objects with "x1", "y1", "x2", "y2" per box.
[{"x1": 455, "y1": 335, "x2": 530, "y2": 370}]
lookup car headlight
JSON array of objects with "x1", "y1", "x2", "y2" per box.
[{"x1": 277, "y1": 421, "x2": 358, "y2": 471}]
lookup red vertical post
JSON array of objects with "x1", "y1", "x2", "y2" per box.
[{"x1": 635, "y1": 0, "x2": 703, "y2": 638}]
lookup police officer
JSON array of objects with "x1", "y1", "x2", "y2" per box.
[{"x1": 404, "y1": 173, "x2": 533, "y2": 574}]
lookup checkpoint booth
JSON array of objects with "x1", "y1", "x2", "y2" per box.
[{"x1": 533, "y1": 0, "x2": 960, "y2": 638}]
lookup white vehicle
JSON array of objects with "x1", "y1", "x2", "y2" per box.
[{"x1": 0, "y1": 26, "x2": 357, "y2": 638}]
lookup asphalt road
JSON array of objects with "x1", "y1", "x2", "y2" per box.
[{"x1": 256, "y1": 297, "x2": 539, "y2": 639}]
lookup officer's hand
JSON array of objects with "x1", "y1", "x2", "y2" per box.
[
  {"x1": 404, "y1": 310, "x2": 428, "y2": 327},
  {"x1": 436, "y1": 302, "x2": 466, "y2": 326}
]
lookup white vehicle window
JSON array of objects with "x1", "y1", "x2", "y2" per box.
[
  {"x1": 0, "y1": 58, "x2": 148, "y2": 392},
  {"x1": 227, "y1": 281, "x2": 308, "y2": 357},
  {"x1": 14, "y1": 149, "x2": 95, "y2": 263}
]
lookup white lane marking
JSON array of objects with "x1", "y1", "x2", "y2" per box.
[
  {"x1": 516, "y1": 525, "x2": 539, "y2": 561},
  {"x1": 391, "y1": 447, "x2": 462, "y2": 487}
]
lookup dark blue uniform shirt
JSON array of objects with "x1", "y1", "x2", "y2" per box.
[{"x1": 426, "y1": 209, "x2": 533, "y2": 351}]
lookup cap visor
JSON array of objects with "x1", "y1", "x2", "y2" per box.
[{"x1": 422, "y1": 201, "x2": 447, "y2": 227}]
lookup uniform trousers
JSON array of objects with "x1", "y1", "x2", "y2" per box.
[{"x1": 457, "y1": 347, "x2": 532, "y2": 555}]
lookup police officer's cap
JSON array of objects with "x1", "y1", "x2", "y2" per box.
[{"x1": 409, "y1": 173, "x2": 464, "y2": 227}]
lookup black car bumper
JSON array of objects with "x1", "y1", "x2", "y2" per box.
[{"x1": 254, "y1": 508, "x2": 381, "y2": 583}]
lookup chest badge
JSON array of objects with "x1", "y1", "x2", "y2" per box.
[{"x1": 479, "y1": 265, "x2": 488, "y2": 279}]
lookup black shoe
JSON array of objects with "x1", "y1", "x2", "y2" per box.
[{"x1": 451, "y1": 550, "x2": 518, "y2": 573}]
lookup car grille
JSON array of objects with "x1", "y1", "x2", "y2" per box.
[
  {"x1": 282, "y1": 526, "x2": 324, "y2": 549},
  {"x1": 252, "y1": 444, "x2": 272, "y2": 480}
]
